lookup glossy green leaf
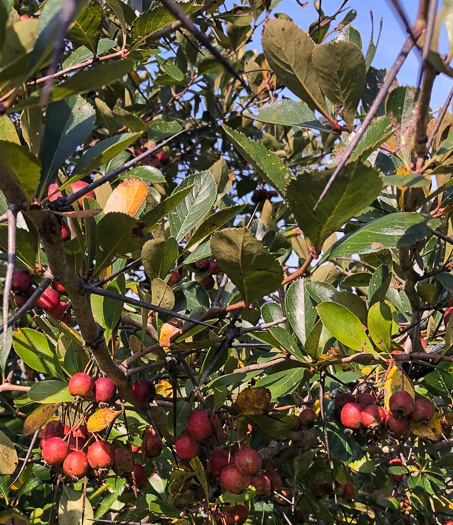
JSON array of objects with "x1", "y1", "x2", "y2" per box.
[
  {"x1": 59, "y1": 487, "x2": 94, "y2": 525},
  {"x1": 349, "y1": 116, "x2": 393, "y2": 161},
  {"x1": 141, "y1": 185, "x2": 194, "y2": 230},
  {"x1": 12, "y1": 328, "x2": 63, "y2": 377},
  {"x1": 28, "y1": 380, "x2": 73, "y2": 403},
  {"x1": 91, "y1": 274, "x2": 125, "y2": 342},
  {"x1": 256, "y1": 367, "x2": 308, "y2": 397},
  {"x1": 285, "y1": 279, "x2": 317, "y2": 346},
  {"x1": 0, "y1": 115, "x2": 19, "y2": 143},
  {"x1": 190, "y1": 457, "x2": 209, "y2": 503},
  {"x1": 62, "y1": 38, "x2": 115, "y2": 69},
  {"x1": 0, "y1": 429, "x2": 18, "y2": 475},
  {"x1": 367, "y1": 302, "x2": 393, "y2": 353},
  {"x1": 0, "y1": 0, "x2": 14, "y2": 48},
  {"x1": 120, "y1": 166, "x2": 166, "y2": 184},
  {"x1": 69, "y1": 1, "x2": 104, "y2": 53},
  {"x1": 142, "y1": 237, "x2": 179, "y2": 281},
  {"x1": 367, "y1": 265, "x2": 392, "y2": 307},
  {"x1": 0, "y1": 141, "x2": 41, "y2": 200},
  {"x1": 248, "y1": 414, "x2": 294, "y2": 441},
  {"x1": 251, "y1": 99, "x2": 327, "y2": 131}
]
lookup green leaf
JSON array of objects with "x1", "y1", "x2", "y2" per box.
[
  {"x1": 142, "y1": 237, "x2": 179, "y2": 281},
  {"x1": 28, "y1": 380, "x2": 73, "y2": 403},
  {"x1": 0, "y1": 429, "x2": 18, "y2": 475},
  {"x1": 285, "y1": 279, "x2": 317, "y2": 346},
  {"x1": 210, "y1": 227, "x2": 283, "y2": 305},
  {"x1": 38, "y1": 95, "x2": 95, "y2": 197},
  {"x1": 262, "y1": 18, "x2": 327, "y2": 114},
  {"x1": 69, "y1": 1, "x2": 104, "y2": 53},
  {"x1": 367, "y1": 302, "x2": 393, "y2": 353},
  {"x1": 255, "y1": 367, "x2": 307, "y2": 398},
  {"x1": 321, "y1": 213, "x2": 438, "y2": 262},
  {"x1": 59, "y1": 487, "x2": 94, "y2": 525},
  {"x1": 190, "y1": 457, "x2": 209, "y2": 503},
  {"x1": 169, "y1": 171, "x2": 217, "y2": 242},
  {"x1": 0, "y1": 0, "x2": 14, "y2": 48},
  {"x1": 94, "y1": 213, "x2": 146, "y2": 276},
  {"x1": 251, "y1": 99, "x2": 328, "y2": 131},
  {"x1": 71, "y1": 132, "x2": 142, "y2": 179},
  {"x1": 147, "y1": 121, "x2": 182, "y2": 141},
  {"x1": 151, "y1": 278, "x2": 175, "y2": 310},
  {"x1": 349, "y1": 116, "x2": 393, "y2": 161},
  {"x1": 285, "y1": 161, "x2": 383, "y2": 252},
  {"x1": 183, "y1": 204, "x2": 247, "y2": 253},
  {"x1": 12, "y1": 328, "x2": 63, "y2": 378},
  {"x1": 120, "y1": 166, "x2": 166, "y2": 184},
  {"x1": 141, "y1": 185, "x2": 194, "y2": 230},
  {"x1": 62, "y1": 38, "x2": 115, "y2": 69},
  {"x1": 0, "y1": 141, "x2": 41, "y2": 200},
  {"x1": 367, "y1": 265, "x2": 392, "y2": 307},
  {"x1": 91, "y1": 274, "x2": 125, "y2": 342},
  {"x1": 157, "y1": 55, "x2": 185, "y2": 82},
  {"x1": 248, "y1": 414, "x2": 294, "y2": 441},
  {"x1": 384, "y1": 173, "x2": 430, "y2": 188},
  {"x1": 316, "y1": 301, "x2": 373, "y2": 353},
  {"x1": 223, "y1": 125, "x2": 289, "y2": 194},
  {"x1": 312, "y1": 41, "x2": 366, "y2": 128},
  {"x1": 0, "y1": 115, "x2": 20, "y2": 143}
]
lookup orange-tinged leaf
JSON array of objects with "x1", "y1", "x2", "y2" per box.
[
  {"x1": 155, "y1": 380, "x2": 173, "y2": 397},
  {"x1": 410, "y1": 412, "x2": 442, "y2": 440},
  {"x1": 22, "y1": 403, "x2": 60, "y2": 436},
  {"x1": 87, "y1": 408, "x2": 121, "y2": 433},
  {"x1": 384, "y1": 365, "x2": 415, "y2": 410},
  {"x1": 104, "y1": 178, "x2": 148, "y2": 217},
  {"x1": 159, "y1": 318, "x2": 183, "y2": 351},
  {"x1": 236, "y1": 386, "x2": 271, "y2": 416}
]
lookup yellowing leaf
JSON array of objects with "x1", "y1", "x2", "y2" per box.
[
  {"x1": 22, "y1": 403, "x2": 60, "y2": 436},
  {"x1": 383, "y1": 365, "x2": 415, "y2": 410},
  {"x1": 236, "y1": 387, "x2": 271, "y2": 416},
  {"x1": 0, "y1": 429, "x2": 18, "y2": 475},
  {"x1": 104, "y1": 178, "x2": 148, "y2": 217},
  {"x1": 159, "y1": 317, "x2": 183, "y2": 351},
  {"x1": 410, "y1": 412, "x2": 442, "y2": 441},
  {"x1": 87, "y1": 408, "x2": 121, "y2": 433},
  {"x1": 155, "y1": 380, "x2": 173, "y2": 397}
]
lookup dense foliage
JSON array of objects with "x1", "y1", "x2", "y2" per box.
[{"x1": 1, "y1": 0, "x2": 453, "y2": 523}]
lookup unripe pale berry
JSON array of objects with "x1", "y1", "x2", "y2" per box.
[
  {"x1": 87, "y1": 441, "x2": 115, "y2": 469},
  {"x1": 63, "y1": 451, "x2": 89, "y2": 478},
  {"x1": 94, "y1": 377, "x2": 117, "y2": 404},
  {"x1": 175, "y1": 434, "x2": 199, "y2": 459},
  {"x1": 68, "y1": 373, "x2": 94, "y2": 398}
]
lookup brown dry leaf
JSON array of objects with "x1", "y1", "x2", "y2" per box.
[
  {"x1": 87, "y1": 408, "x2": 121, "y2": 433},
  {"x1": 104, "y1": 178, "x2": 148, "y2": 217},
  {"x1": 22, "y1": 403, "x2": 60, "y2": 436},
  {"x1": 384, "y1": 365, "x2": 415, "y2": 410},
  {"x1": 410, "y1": 412, "x2": 442, "y2": 441},
  {"x1": 236, "y1": 387, "x2": 271, "y2": 416}
]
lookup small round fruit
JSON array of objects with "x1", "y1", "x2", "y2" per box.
[
  {"x1": 229, "y1": 505, "x2": 248, "y2": 524},
  {"x1": 389, "y1": 391, "x2": 414, "y2": 418},
  {"x1": 298, "y1": 408, "x2": 317, "y2": 426},
  {"x1": 40, "y1": 431, "x2": 63, "y2": 449},
  {"x1": 131, "y1": 463, "x2": 149, "y2": 487},
  {"x1": 208, "y1": 260, "x2": 220, "y2": 275},
  {"x1": 209, "y1": 450, "x2": 230, "y2": 476},
  {"x1": 386, "y1": 415, "x2": 410, "y2": 439},
  {"x1": 114, "y1": 448, "x2": 134, "y2": 476},
  {"x1": 49, "y1": 301, "x2": 68, "y2": 321},
  {"x1": 60, "y1": 221, "x2": 71, "y2": 241},
  {"x1": 71, "y1": 425, "x2": 89, "y2": 440},
  {"x1": 175, "y1": 434, "x2": 199, "y2": 459},
  {"x1": 340, "y1": 403, "x2": 362, "y2": 430},
  {"x1": 157, "y1": 151, "x2": 170, "y2": 164},
  {"x1": 234, "y1": 448, "x2": 262, "y2": 476},
  {"x1": 251, "y1": 474, "x2": 272, "y2": 495},
  {"x1": 341, "y1": 481, "x2": 355, "y2": 500},
  {"x1": 63, "y1": 451, "x2": 89, "y2": 478},
  {"x1": 68, "y1": 373, "x2": 94, "y2": 398},
  {"x1": 411, "y1": 397, "x2": 435, "y2": 422},
  {"x1": 389, "y1": 458, "x2": 404, "y2": 482},
  {"x1": 194, "y1": 259, "x2": 210, "y2": 271},
  {"x1": 251, "y1": 188, "x2": 268, "y2": 204},
  {"x1": 167, "y1": 270, "x2": 182, "y2": 287},
  {"x1": 36, "y1": 288, "x2": 60, "y2": 311},
  {"x1": 52, "y1": 281, "x2": 66, "y2": 295},
  {"x1": 199, "y1": 275, "x2": 215, "y2": 290},
  {"x1": 141, "y1": 433, "x2": 163, "y2": 458},
  {"x1": 94, "y1": 377, "x2": 117, "y2": 404},
  {"x1": 48, "y1": 183, "x2": 62, "y2": 201},
  {"x1": 334, "y1": 392, "x2": 355, "y2": 411},
  {"x1": 187, "y1": 408, "x2": 215, "y2": 441},
  {"x1": 12, "y1": 270, "x2": 32, "y2": 293},
  {"x1": 361, "y1": 405, "x2": 382, "y2": 428},
  {"x1": 220, "y1": 465, "x2": 251, "y2": 494},
  {"x1": 44, "y1": 420, "x2": 63, "y2": 435},
  {"x1": 357, "y1": 393, "x2": 375, "y2": 406},
  {"x1": 87, "y1": 441, "x2": 115, "y2": 469},
  {"x1": 42, "y1": 437, "x2": 69, "y2": 465},
  {"x1": 70, "y1": 181, "x2": 95, "y2": 205},
  {"x1": 132, "y1": 378, "x2": 155, "y2": 403},
  {"x1": 264, "y1": 469, "x2": 282, "y2": 491}
]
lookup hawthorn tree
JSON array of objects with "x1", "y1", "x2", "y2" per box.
[{"x1": 1, "y1": 0, "x2": 453, "y2": 523}]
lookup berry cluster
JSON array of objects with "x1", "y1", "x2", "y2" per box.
[
  {"x1": 251, "y1": 188, "x2": 278, "y2": 204},
  {"x1": 167, "y1": 258, "x2": 221, "y2": 290}
]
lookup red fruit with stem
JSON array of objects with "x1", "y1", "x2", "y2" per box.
[
  {"x1": 361, "y1": 405, "x2": 383, "y2": 428},
  {"x1": 36, "y1": 288, "x2": 60, "y2": 311},
  {"x1": 389, "y1": 391, "x2": 414, "y2": 418},
  {"x1": 198, "y1": 275, "x2": 215, "y2": 290},
  {"x1": 14, "y1": 286, "x2": 35, "y2": 308},
  {"x1": 94, "y1": 377, "x2": 117, "y2": 404},
  {"x1": 357, "y1": 393, "x2": 376, "y2": 406},
  {"x1": 49, "y1": 301, "x2": 68, "y2": 321},
  {"x1": 444, "y1": 307, "x2": 453, "y2": 326},
  {"x1": 70, "y1": 181, "x2": 96, "y2": 204},
  {"x1": 175, "y1": 435, "x2": 199, "y2": 459},
  {"x1": 411, "y1": 397, "x2": 435, "y2": 422},
  {"x1": 340, "y1": 403, "x2": 362, "y2": 430},
  {"x1": 229, "y1": 505, "x2": 248, "y2": 524},
  {"x1": 250, "y1": 474, "x2": 272, "y2": 495},
  {"x1": 334, "y1": 392, "x2": 355, "y2": 411},
  {"x1": 71, "y1": 425, "x2": 89, "y2": 440},
  {"x1": 187, "y1": 408, "x2": 215, "y2": 441},
  {"x1": 52, "y1": 281, "x2": 66, "y2": 295},
  {"x1": 298, "y1": 408, "x2": 317, "y2": 426},
  {"x1": 168, "y1": 270, "x2": 182, "y2": 287},
  {"x1": 60, "y1": 221, "x2": 71, "y2": 241},
  {"x1": 12, "y1": 270, "x2": 32, "y2": 293},
  {"x1": 157, "y1": 151, "x2": 170, "y2": 164},
  {"x1": 209, "y1": 450, "x2": 230, "y2": 476},
  {"x1": 68, "y1": 373, "x2": 94, "y2": 398},
  {"x1": 40, "y1": 431, "x2": 63, "y2": 449},
  {"x1": 194, "y1": 259, "x2": 210, "y2": 271},
  {"x1": 386, "y1": 415, "x2": 410, "y2": 439},
  {"x1": 341, "y1": 482, "x2": 355, "y2": 500},
  {"x1": 220, "y1": 465, "x2": 251, "y2": 494},
  {"x1": 44, "y1": 420, "x2": 63, "y2": 435},
  {"x1": 87, "y1": 441, "x2": 115, "y2": 469},
  {"x1": 208, "y1": 260, "x2": 220, "y2": 275},
  {"x1": 114, "y1": 448, "x2": 134, "y2": 475},
  {"x1": 389, "y1": 458, "x2": 404, "y2": 482},
  {"x1": 234, "y1": 448, "x2": 262, "y2": 476},
  {"x1": 63, "y1": 451, "x2": 89, "y2": 478},
  {"x1": 264, "y1": 469, "x2": 282, "y2": 491},
  {"x1": 42, "y1": 437, "x2": 69, "y2": 465},
  {"x1": 130, "y1": 463, "x2": 149, "y2": 487},
  {"x1": 132, "y1": 378, "x2": 155, "y2": 403},
  {"x1": 141, "y1": 433, "x2": 163, "y2": 458}
]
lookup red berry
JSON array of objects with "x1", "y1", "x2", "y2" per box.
[
  {"x1": 70, "y1": 181, "x2": 95, "y2": 204},
  {"x1": 444, "y1": 307, "x2": 453, "y2": 326},
  {"x1": 130, "y1": 462, "x2": 149, "y2": 487},
  {"x1": 20, "y1": 14, "x2": 30, "y2": 19},
  {"x1": 229, "y1": 505, "x2": 248, "y2": 524},
  {"x1": 40, "y1": 431, "x2": 63, "y2": 450},
  {"x1": 60, "y1": 221, "x2": 71, "y2": 241},
  {"x1": 267, "y1": 190, "x2": 278, "y2": 199},
  {"x1": 71, "y1": 425, "x2": 89, "y2": 440},
  {"x1": 386, "y1": 415, "x2": 410, "y2": 439},
  {"x1": 12, "y1": 270, "x2": 32, "y2": 293},
  {"x1": 68, "y1": 373, "x2": 94, "y2": 398},
  {"x1": 132, "y1": 379, "x2": 155, "y2": 403},
  {"x1": 14, "y1": 288, "x2": 34, "y2": 309},
  {"x1": 44, "y1": 420, "x2": 63, "y2": 435},
  {"x1": 62, "y1": 309, "x2": 72, "y2": 324},
  {"x1": 36, "y1": 288, "x2": 60, "y2": 311},
  {"x1": 114, "y1": 448, "x2": 134, "y2": 476},
  {"x1": 340, "y1": 403, "x2": 362, "y2": 430},
  {"x1": 356, "y1": 393, "x2": 375, "y2": 406},
  {"x1": 175, "y1": 434, "x2": 199, "y2": 459},
  {"x1": 141, "y1": 432, "x2": 163, "y2": 458},
  {"x1": 251, "y1": 188, "x2": 268, "y2": 204},
  {"x1": 187, "y1": 409, "x2": 215, "y2": 441},
  {"x1": 250, "y1": 474, "x2": 272, "y2": 495},
  {"x1": 411, "y1": 397, "x2": 435, "y2": 422},
  {"x1": 200, "y1": 275, "x2": 215, "y2": 290},
  {"x1": 42, "y1": 437, "x2": 69, "y2": 465},
  {"x1": 49, "y1": 301, "x2": 68, "y2": 321},
  {"x1": 208, "y1": 260, "x2": 220, "y2": 275},
  {"x1": 68, "y1": 436, "x2": 87, "y2": 452},
  {"x1": 209, "y1": 450, "x2": 230, "y2": 476},
  {"x1": 48, "y1": 183, "x2": 62, "y2": 202},
  {"x1": 52, "y1": 281, "x2": 66, "y2": 295},
  {"x1": 389, "y1": 391, "x2": 414, "y2": 418},
  {"x1": 334, "y1": 393, "x2": 355, "y2": 411},
  {"x1": 87, "y1": 441, "x2": 115, "y2": 470},
  {"x1": 94, "y1": 377, "x2": 117, "y2": 404},
  {"x1": 63, "y1": 451, "x2": 89, "y2": 478},
  {"x1": 298, "y1": 408, "x2": 317, "y2": 426},
  {"x1": 168, "y1": 270, "x2": 182, "y2": 287},
  {"x1": 157, "y1": 151, "x2": 170, "y2": 164},
  {"x1": 389, "y1": 458, "x2": 404, "y2": 482},
  {"x1": 361, "y1": 405, "x2": 382, "y2": 428},
  {"x1": 264, "y1": 469, "x2": 282, "y2": 491},
  {"x1": 194, "y1": 259, "x2": 210, "y2": 271},
  {"x1": 234, "y1": 448, "x2": 262, "y2": 476},
  {"x1": 220, "y1": 465, "x2": 251, "y2": 494},
  {"x1": 341, "y1": 481, "x2": 355, "y2": 500}
]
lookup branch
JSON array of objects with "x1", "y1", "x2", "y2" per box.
[
  {"x1": 426, "y1": 85, "x2": 453, "y2": 151},
  {"x1": 3, "y1": 207, "x2": 17, "y2": 353},
  {"x1": 120, "y1": 314, "x2": 158, "y2": 341}
]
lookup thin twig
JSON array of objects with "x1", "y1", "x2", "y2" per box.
[
  {"x1": 3, "y1": 207, "x2": 17, "y2": 352},
  {"x1": 319, "y1": 371, "x2": 337, "y2": 504},
  {"x1": 9, "y1": 429, "x2": 39, "y2": 489},
  {"x1": 96, "y1": 258, "x2": 141, "y2": 287}
]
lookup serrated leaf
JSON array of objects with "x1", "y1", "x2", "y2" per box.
[
  {"x1": 0, "y1": 141, "x2": 41, "y2": 200},
  {"x1": 120, "y1": 165, "x2": 166, "y2": 184},
  {"x1": 87, "y1": 408, "x2": 121, "y2": 433},
  {"x1": 348, "y1": 116, "x2": 393, "y2": 161},
  {"x1": 104, "y1": 179, "x2": 148, "y2": 217},
  {"x1": 251, "y1": 99, "x2": 327, "y2": 131},
  {"x1": 169, "y1": 171, "x2": 217, "y2": 242},
  {"x1": 367, "y1": 302, "x2": 393, "y2": 353},
  {"x1": 286, "y1": 161, "x2": 383, "y2": 252},
  {"x1": 28, "y1": 381, "x2": 73, "y2": 403},
  {"x1": 141, "y1": 185, "x2": 194, "y2": 230},
  {"x1": 59, "y1": 487, "x2": 94, "y2": 525},
  {"x1": 255, "y1": 368, "x2": 307, "y2": 398},
  {"x1": 69, "y1": 1, "x2": 104, "y2": 53},
  {"x1": 0, "y1": 429, "x2": 18, "y2": 475},
  {"x1": 13, "y1": 328, "x2": 63, "y2": 378},
  {"x1": 383, "y1": 365, "x2": 415, "y2": 410},
  {"x1": 210, "y1": 228, "x2": 283, "y2": 305},
  {"x1": 142, "y1": 237, "x2": 179, "y2": 280},
  {"x1": 317, "y1": 301, "x2": 373, "y2": 353},
  {"x1": 285, "y1": 279, "x2": 317, "y2": 346},
  {"x1": 223, "y1": 125, "x2": 288, "y2": 194},
  {"x1": 22, "y1": 403, "x2": 61, "y2": 436}
]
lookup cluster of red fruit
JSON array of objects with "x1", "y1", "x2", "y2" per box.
[
  {"x1": 142, "y1": 150, "x2": 170, "y2": 169},
  {"x1": 168, "y1": 258, "x2": 220, "y2": 290},
  {"x1": 12, "y1": 270, "x2": 71, "y2": 323},
  {"x1": 337, "y1": 390, "x2": 434, "y2": 439},
  {"x1": 251, "y1": 188, "x2": 278, "y2": 204}
]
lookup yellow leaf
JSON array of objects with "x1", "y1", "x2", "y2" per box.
[
  {"x1": 410, "y1": 412, "x2": 442, "y2": 441},
  {"x1": 104, "y1": 179, "x2": 148, "y2": 217},
  {"x1": 22, "y1": 403, "x2": 60, "y2": 436},
  {"x1": 384, "y1": 365, "x2": 415, "y2": 410},
  {"x1": 155, "y1": 380, "x2": 173, "y2": 397},
  {"x1": 159, "y1": 317, "x2": 183, "y2": 351},
  {"x1": 236, "y1": 387, "x2": 271, "y2": 416},
  {"x1": 87, "y1": 408, "x2": 121, "y2": 433}
]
